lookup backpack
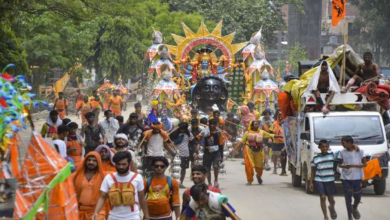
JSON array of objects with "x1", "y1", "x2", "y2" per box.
[
  {"x1": 108, "y1": 173, "x2": 138, "y2": 211},
  {"x1": 145, "y1": 176, "x2": 173, "y2": 216},
  {"x1": 146, "y1": 176, "x2": 173, "y2": 198}
]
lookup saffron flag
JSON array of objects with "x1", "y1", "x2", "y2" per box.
[
  {"x1": 227, "y1": 98, "x2": 235, "y2": 112},
  {"x1": 332, "y1": 0, "x2": 347, "y2": 26}
]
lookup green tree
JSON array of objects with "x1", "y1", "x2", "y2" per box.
[
  {"x1": 349, "y1": 0, "x2": 390, "y2": 65},
  {"x1": 164, "y1": 0, "x2": 303, "y2": 44},
  {"x1": 1, "y1": 0, "x2": 207, "y2": 88},
  {"x1": 272, "y1": 42, "x2": 307, "y2": 76},
  {"x1": 89, "y1": 0, "x2": 206, "y2": 82}
]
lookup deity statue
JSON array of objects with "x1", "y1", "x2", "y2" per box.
[
  {"x1": 168, "y1": 93, "x2": 191, "y2": 122},
  {"x1": 192, "y1": 76, "x2": 228, "y2": 112},
  {"x1": 253, "y1": 71, "x2": 279, "y2": 114},
  {"x1": 149, "y1": 46, "x2": 176, "y2": 78}
]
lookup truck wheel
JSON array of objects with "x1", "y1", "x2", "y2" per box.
[
  {"x1": 373, "y1": 179, "x2": 386, "y2": 195},
  {"x1": 291, "y1": 166, "x2": 302, "y2": 187}
]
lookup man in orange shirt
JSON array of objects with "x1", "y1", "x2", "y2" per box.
[
  {"x1": 72, "y1": 152, "x2": 106, "y2": 220},
  {"x1": 108, "y1": 89, "x2": 123, "y2": 117},
  {"x1": 144, "y1": 157, "x2": 180, "y2": 220},
  {"x1": 77, "y1": 96, "x2": 91, "y2": 124},
  {"x1": 74, "y1": 89, "x2": 85, "y2": 111},
  {"x1": 90, "y1": 90, "x2": 103, "y2": 125},
  {"x1": 53, "y1": 92, "x2": 69, "y2": 120},
  {"x1": 66, "y1": 122, "x2": 84, "y2": 169},
  {"x1": 103, "y1": 90, "x2": 111, "y2": 111},
  {"x1": 95, "y1": 144, "x2": 116, "y2": 173},
  {"x1": 270, "y1": 109, "x2": 287, "y2": 176}
]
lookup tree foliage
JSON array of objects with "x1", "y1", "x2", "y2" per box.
[
  {"x1": 272, "y1": 42, "x2": 307, "y2": 76},
  {"x1": 1, "y1": 0, "x2": 305, "y2": 89},
  {"x1": 349, "y1": 0, "x2": 390, "y2": 65},
  {"x1": 164, "y1": 0, "x2": 303, "y2": 44}
]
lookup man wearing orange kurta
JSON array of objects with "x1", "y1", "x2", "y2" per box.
[
  {"x1": 108, "y1": 90, "x2": 123, "y2": 117},
  {"x1": 75, "y1": 89, "x2": 85, "y2": 111},
  {"x1": 72, "y1": 152, "x2": 106, "y2": 220},
  {"x1": 95, "y1": 145, "x2": 116, "y2": 173},
  {"x1": 90, "y1": 91, "x2": 103, "y2": 126},
  {"x1": 103, "y1": 90, "x2": 111, "y2": 111},
  {"x1": 53, "y1": 92, "x2": 69, "y2": 120},
  {"x1": 77, "y1": 96, "x2": 91, "y2": 124},
  {"x1": 67, "y1": 122, "x2": 84, "y2": 169}
]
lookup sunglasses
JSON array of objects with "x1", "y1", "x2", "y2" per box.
[{"x1": 154, "y1": 165, "x2": 166, "y2": 169}]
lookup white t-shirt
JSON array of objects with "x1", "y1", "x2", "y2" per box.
[
  {"x1": 338, "y1": 149, "x2": 365, "y2": 180},
  {"x1": 176, "y1": 134, "x2": 191, "y2": 157},
  {"x1": 100, "y1": 172, "x2": 144, "y2": 220},
  {"x1": 146, "y1": 134, "x2": 165, "y2": 157},
  {"x1": 100, "y1": 118, "x2": 119, "y2": 144}
]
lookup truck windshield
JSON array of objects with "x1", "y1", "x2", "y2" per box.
[{"x1": 313, "y1": 116, "x2": 385, "y2": 145}]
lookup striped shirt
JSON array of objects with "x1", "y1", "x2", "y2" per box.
[{"x1": 311, "y1": 152, "x2": 335, "y2": 182}]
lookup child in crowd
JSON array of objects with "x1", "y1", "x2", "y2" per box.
[
  {"x1": 338, "y1": 136, "x2": 367, "y2": 220},
  {"x1": 310, "y1": 140, "x2": 337, "y2": 220}
]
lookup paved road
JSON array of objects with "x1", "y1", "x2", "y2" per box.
[
  {"x1": 193, "y1": 159, "x2": 390, "y2": 220},
  {"x1": 19, "y1": 104, "x2": 390, "y2": 220}
]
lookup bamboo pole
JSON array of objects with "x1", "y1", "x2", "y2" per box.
[
  {"x1": 136, "y1": 135, "x2": 147, "y2": 153},
  {"x1": 339, "y1": 11, "x2": 349, "y2": 87},
  {"x1": 221, "y1": 203, "x2": 240, "y2": 220}
]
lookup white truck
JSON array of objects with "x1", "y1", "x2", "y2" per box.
[{"x1": 283, "y1": 92, "x2": 389, "y2": 195}]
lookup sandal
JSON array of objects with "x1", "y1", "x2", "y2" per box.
[
  {"x1": 280, "y1": 172, "x2": 288, "y2": 176},
  {"x1": 328, "y1": 205, "x2": 337, "y2": 220},
  {"x1": 257, "y1": 176, "x2": 263, "y2": 185},
  {"x1": 246, "y1": 182, "x2": 252, "y2": 186},
  {"x1": 214, "y1": 181, "x2": 220, "y2": 188}
]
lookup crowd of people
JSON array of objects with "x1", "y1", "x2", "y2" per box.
[
  {"x1": 40, "y1": 88, "x2": 256, "y2": 220},
  {"x1": 38, "y1": 80, "x2": 373, "y2": 220}
]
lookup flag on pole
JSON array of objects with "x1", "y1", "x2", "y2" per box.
[
  {"x1": 332, "y1": 0, "x2": 347, "y2": 26},
  {"x1": 227, "y1": 98, "x2": 236, "y2": 112}
]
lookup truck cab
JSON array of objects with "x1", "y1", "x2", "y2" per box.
[{"x1": 285, "y1": 92, "x2": 389, "y2": 195}]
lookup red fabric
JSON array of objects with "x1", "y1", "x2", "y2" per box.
[
  {"x1": 0, "y1": 97, "x2": 8, "y2": 107},
  {"x1": 355, "y1": 82, "x2": 390, "y2": 110},
  {"x1": 1, "y1": 72, "x2": 15, "y2": 81}
]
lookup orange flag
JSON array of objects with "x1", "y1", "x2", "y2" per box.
[
  {"x1": 227, "y1": 99, "x2": 235, "y2": 112},
  {"x1": 332, "y1": 0, "x2": 347, "y2": 26}
]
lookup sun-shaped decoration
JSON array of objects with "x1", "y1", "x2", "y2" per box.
[{"x1": 166, "y1": 21, "x2": 248, "y2": 67}]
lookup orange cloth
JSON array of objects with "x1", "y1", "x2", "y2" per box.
[
  {"x1": 332, "y1": 0, "x2": 346, "y2": 26},
  {"x1": 90, "y1": 99, "x2": 102, "y2": 110},
  {"x1": 109, "y1": 95, "x2": 123, "y2": 116},
  {"x1": 72, "y1": 152, "x2": 106, "y2": 220},
  {"x1": 75, "y1": 93, "x2": 85, "y2": 110},
  {"x1": 80, "y1": 102, "x2": 91, "y2": 123},
  {"x1": 143, "y1": 129, "x2": 169, "y2": 142},
  {"x1": 278, "y1": 92, "x2": 293, "y2": 119},
  {"x1": 271, "y1": 120, "x2": 284, "y2": 144},
  {"x1": 103, "y1": 92, "x2": 110, "y2": 110},
  {"x1": 243, "y1": 147, "x2": 263, "y2": 183},
  {"x1": 76, "y1": 100, "x2": 83, "y2": 110},
  {"x1": 55, "y1": 98, "x2": 68, "y2": 119},
  {"x1": 210, "y1": 117, "x2": 225, "y2": 129},
  {"x1": 363, "y1": 158, "x2": 382, "y2": 181},
  {"x1": 144, "y1": 177, "x2": 180, "y2": 218},
  {"x1": 66, "y1": 135, "x2": 83, "y2": 169},
  {"x1": 102, "y1": 160, "x2": 116, "y2": 174},
  {"x1": 19, "y1": 133, "x2": 78, "y2": 220}
]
